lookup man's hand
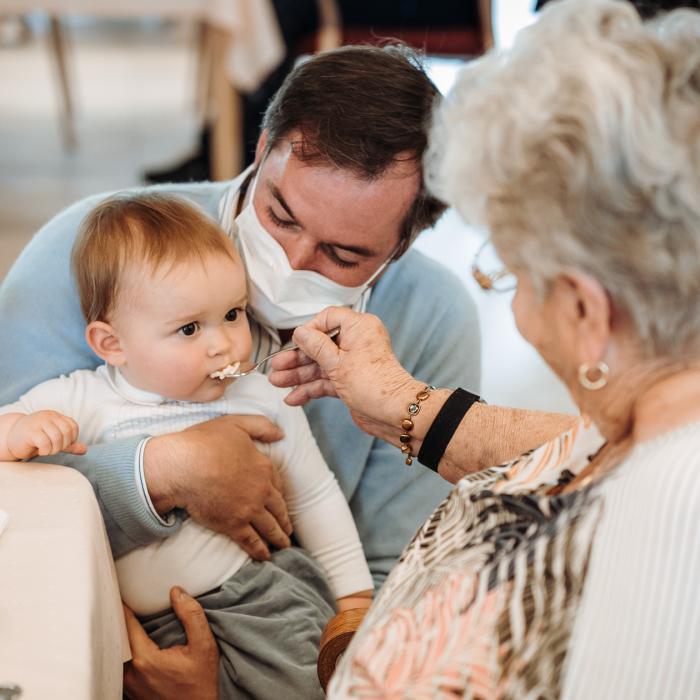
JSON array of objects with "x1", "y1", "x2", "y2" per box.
[
  {"x1": 143, "y1": 415, "x2": 292, "y2": 561},
  {"x1": 123, "y1": 587, "x2": 219, "y2": 700}
]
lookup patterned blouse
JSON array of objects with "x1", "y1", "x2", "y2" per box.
[{"x1": 328, "y1": 417, "x2": 700, "y2": 699}]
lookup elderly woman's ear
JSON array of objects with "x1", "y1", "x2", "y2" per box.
[
  {"x1": 511, "y1": 268, "x2": 615, "y2": 393},
  {"x1": 553, "y1": 269, "x2": 612, "y2": 369}
]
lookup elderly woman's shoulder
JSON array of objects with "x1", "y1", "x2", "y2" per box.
[{"x1": 604, "y1": 420, "x2": 700, "y2": 514}]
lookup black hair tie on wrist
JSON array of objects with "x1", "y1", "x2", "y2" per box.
[{"x1": 417, "y1": 388, "x2": 482, "y2": 472}]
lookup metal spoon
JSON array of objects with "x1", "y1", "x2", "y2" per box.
[{"x1": 211, "y1": 327, "x2": 340, "y2": 380}]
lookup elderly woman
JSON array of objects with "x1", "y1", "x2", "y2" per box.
[{"x1": 270, "y1": 0, "x2": 700, "y2": 696}]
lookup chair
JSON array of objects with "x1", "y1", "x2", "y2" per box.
[{"x1": 299, "y1": 0, "x2": 493, "y2": 59}]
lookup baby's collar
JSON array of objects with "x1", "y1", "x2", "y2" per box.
[{"x1": 102, "y1": 364, "x2": 168, "y2": 407}]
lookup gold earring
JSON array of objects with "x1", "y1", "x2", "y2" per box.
[{"x1": 578, "y1": 361, "x2": 609, "y2": 391}]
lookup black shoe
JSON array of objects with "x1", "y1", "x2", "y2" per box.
[{"x1": 143, "y1": 150, "x2": 211, "y2": 185}]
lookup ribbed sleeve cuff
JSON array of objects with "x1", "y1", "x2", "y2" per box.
[{"x1": 92, "y1": 436, "x2": 181, "y2": 552}]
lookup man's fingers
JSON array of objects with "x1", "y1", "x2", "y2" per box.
[
  {"x1": 251, "y1": 510, "x2": 291, "y2": 550},
  {"x1": 264, "y1": 484, "x2": 293, "y2": 536},
  {"x1": 284, "y1": 379, "x2": 339, "y2": 407},
  {"x1": 169, "y1": 587, "x2": 218, "y2": 654},
  {"x1": 228, "y1": 415, "x2": 284, "y2": 443},
  {"x1": 268, "y1": 462, "x2": 284, "y2": 496},
  {"x1": 122, "y1": 603, "x2": 159, "y2": 657},
  {"x1": 232, "y1": 525, "x2": 271, "y2": 561}
]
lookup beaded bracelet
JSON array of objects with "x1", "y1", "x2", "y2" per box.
[{"x1": 399, "y1": 385, "x2": 436, "y2": 465}]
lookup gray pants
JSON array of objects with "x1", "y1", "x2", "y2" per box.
[{"x1": 140, "y1": 547, "x2": 336, "y2": 700}]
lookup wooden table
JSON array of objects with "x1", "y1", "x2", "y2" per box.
[{"x1": 0, "y1": 462, "x2": 129, "y2": 700}]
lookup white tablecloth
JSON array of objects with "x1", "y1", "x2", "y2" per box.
[
  {"x1": 0, "y1": 462, "x2": 129, "y2": 700},
  {"x1": 0, "y1": 0, "x2": 284, "y2": 91}
]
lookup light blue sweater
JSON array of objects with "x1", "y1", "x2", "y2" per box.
[{"x1": 0, "y1": 181, "x2": 481, "y2": 587}]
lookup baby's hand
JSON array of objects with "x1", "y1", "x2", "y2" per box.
[{"x1": 7, "y1": 411, "x2": 87, "y2": 460}]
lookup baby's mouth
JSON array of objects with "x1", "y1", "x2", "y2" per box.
[{"x1": 210, "y1": 361, "x2": 241, "y2": 380}]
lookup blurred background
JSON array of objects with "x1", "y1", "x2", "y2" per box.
[{"x1": 0, "y1": 0, "x2": 581, "y2": 414}]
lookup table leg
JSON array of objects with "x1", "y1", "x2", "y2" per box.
[
  {"x1": 209, "y1": 24, "x2": 241, "y2": 182},
  {"x1": 193, "y1": 20, "x2": 212, "y2": 120},
  {"x1": 48, "y1": 15, "x2": 77, "y2": 151}
]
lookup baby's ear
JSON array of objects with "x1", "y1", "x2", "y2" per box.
[{"x1": 86, "y1": 321, "x2": 125, "y2": 366}]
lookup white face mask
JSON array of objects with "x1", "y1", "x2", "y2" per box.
[{"x1": 235, "y1": 173, "x2": 396, "y2": 330}]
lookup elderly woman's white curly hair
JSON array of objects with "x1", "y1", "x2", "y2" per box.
[{"x1": 427, "y1": 0, "x2": 700, "y2": 358}]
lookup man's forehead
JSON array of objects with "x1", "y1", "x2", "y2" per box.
[{"x1": 261, "y1": 143, "x2": 420, "y2": 245}]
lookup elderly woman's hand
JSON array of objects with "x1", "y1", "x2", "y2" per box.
[
  {"x1": 123, "y1": 587, "x2": 219, "y2": 700},
  {"x1": 269, "y1": 307, "x2": 420, "y2": 439}
]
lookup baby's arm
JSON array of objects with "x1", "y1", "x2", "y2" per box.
[
  {"x1": 274, "y1": 401, "x2": 374, "y2": 610},
  {"x1": 0, "y1": 410, "x2": 86, "y2": 461},
  {"x1": 336, "y1": 589, "x2": 372, "y2": 612}
]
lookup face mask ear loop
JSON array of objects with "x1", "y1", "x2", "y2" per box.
[
  {"x1": 247, "y1": 168, "x2": 260, "y2": 203},
  {"x1": 364, "y1": 242, "x2": 402, "y2": 288}
]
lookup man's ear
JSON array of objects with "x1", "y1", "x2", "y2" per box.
[
  {"x1": 254, "y1": 129, "x2": 268, "y2": 166},
  {"x1": 85, "y1": 321, "x2": 126, "y2": 366}
]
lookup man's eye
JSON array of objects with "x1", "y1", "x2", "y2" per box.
[
  {"x1": 178, "y1": 322, "x2": 199, "y2": 336},
  {"x1": 225, "y1": 308, "x2": 243, "y2": 322},
  {"x1": 267, "y1": 207, "x2": 297, "y2": 229},
  {"x1": 322, "y1": 244, "x2": 360, "y2": 269}
]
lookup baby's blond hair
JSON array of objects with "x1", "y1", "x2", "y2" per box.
[{"x1": 73, "y1": 193, "x2": 237, "y2": 323}]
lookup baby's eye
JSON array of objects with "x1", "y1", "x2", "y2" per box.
[
  {"x1": 225, "y1": 308, "x2": 243, "y2": 322},
  {"x1": 178, "y1": 322, "x2": 199, "y2": 337}
]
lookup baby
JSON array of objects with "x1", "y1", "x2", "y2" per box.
[{"x1": 0, "y1": 193, "x2": 373, "y2": 699}]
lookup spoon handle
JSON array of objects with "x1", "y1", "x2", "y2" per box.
[{"x1": 262, "y1": 327, "x2": 340, "y2": 365}]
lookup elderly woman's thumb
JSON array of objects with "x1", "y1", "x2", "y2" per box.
[{"x1": 292, "y1": 325, "x2": 339, "y2": 370}]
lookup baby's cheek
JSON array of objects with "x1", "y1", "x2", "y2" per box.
[{"x1": 241, "y1": 338, "x2": 254, "y2": 361}]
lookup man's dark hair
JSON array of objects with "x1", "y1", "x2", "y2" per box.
[{"x1": 261, "y1": 44, "x2": 447, "y2": 254}]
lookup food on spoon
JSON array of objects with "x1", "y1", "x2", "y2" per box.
[{"x1": 210, "y1": 361, "x2": 241, "y2": 380}]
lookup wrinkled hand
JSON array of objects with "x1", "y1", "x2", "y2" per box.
[
  {"x1": 144, "y1": 414, "x2": 292, "y2": 561},
  {"x1": 269, "y1": 307, "x2": 415, "y2": 437},
  {"x1": 123, "y1": 587, "x2": 219, "y2": 700},
  {"x1": 7, "y1": 410, "x2": 86, "y2": 460}
]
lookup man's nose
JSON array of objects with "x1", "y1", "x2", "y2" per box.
[{"x1": 283, "y1": 237, "x2": 316, "y2": 271}]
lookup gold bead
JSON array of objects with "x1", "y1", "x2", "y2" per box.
[
  {"x1": 415, "y1": 390, "x2": 430, "y2": 401},
  {"x1": 405, "y1": 456, "x2": 413, "y2": 466},
  {"x1": 401, "y1": 444, "x2": 411, "y2": 453},
  {"x1": 401, "y1": 418, "x2": 414, "y2": 431}
]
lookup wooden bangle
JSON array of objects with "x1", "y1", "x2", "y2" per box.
[{"x1": 317, "y1": 608, "x2": 368, "y2": 692}]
